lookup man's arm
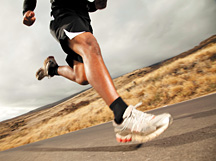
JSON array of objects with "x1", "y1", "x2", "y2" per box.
[
  {"x1": 87, "y1": 1, "x2": 98, "y2": 12},
  {"x1": 23, "y1": 0, "x2": 37, "y2": 26},
  {"x1": 94, "y1": 0, "x2": 107, "y2": 10},
  {"x1": 23, "y1": 0, "x2": 36, "y2": 15}
]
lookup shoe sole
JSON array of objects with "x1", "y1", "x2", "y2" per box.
[{"x1": 116, "y1": 116, "x2": 173, "y2": 143}]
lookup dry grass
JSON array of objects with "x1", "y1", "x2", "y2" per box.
[
  {"x1": 120, "y1": 43, "x2": 216, "y2": 111},
  {"x1": 0, "y1": 36, "x2": 216, "y2": 151}
]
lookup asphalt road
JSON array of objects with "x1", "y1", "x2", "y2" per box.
[{"x1": 0, "y1": 93, "x2": 216, "y2": 161}]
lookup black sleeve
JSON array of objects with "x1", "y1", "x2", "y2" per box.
[
  {"x1": 23, "y1": 0, "x2": 37, "y2": 15},
  {"x1": 87, "y1": 1, "x2": 97, "y2": 12}
]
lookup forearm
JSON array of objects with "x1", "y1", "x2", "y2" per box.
[
  {"x1": 23, "y1": 0, "x2": 37, "y2": 15},
  {"x1": 23, "y1": 0, "x2": 37, "y2": 26}
]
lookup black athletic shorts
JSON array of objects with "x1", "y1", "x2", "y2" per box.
[{"x1": 50, "y1": 8, "x2": 93, "y2": 67}]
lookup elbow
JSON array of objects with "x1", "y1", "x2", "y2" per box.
[{"x1": 95, "y1": 0, "x2": 107, "y2": 9}]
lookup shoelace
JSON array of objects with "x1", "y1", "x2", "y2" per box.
[{"x1": 128, "y1": 103, "x2": 154, "y2": 132}]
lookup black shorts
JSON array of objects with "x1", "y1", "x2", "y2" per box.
[{"x1": 50, "y1": 8, "x2": 93, "y2": 67}]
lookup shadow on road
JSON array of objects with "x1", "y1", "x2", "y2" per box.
[
  {"x1": 23, "y1": 124, "x2": 215, "y2": 152},
  {"x1": 143, "y1": 124, "x2": 216, "y2": 147},
  {"x1": 175, "y1": 108, "x2": 216, "y2": 120},
  {"x1": 24, "y1": 143, "x2": 143, "y2": 152}
]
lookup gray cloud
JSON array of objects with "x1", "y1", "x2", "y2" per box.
[
  {"x1": 92, "y1": 0, "x2": 216, "y2": 76},
  {"x1": 0, "y1": 0, "x2": 216, "y2": 121}
]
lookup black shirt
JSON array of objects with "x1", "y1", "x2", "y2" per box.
[{"x1": 23, "y1": 0, "x2": 97, "y2": 15}]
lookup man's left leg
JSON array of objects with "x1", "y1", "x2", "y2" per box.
[
  {"x1": 67, "y1": 32, "x2": 120, "y2": 106},
  {"x1": 66, "y1": 32, "x2": 172, "y2": 143}
]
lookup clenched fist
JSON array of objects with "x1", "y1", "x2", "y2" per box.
[{"x1": 23, "y1": 10, "x2": 36, "y2": 26}]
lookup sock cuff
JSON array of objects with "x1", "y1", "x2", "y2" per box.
[
  {"x1": 110, "y1": 97, "x2": 128, "y2": 124},
  {"x1": 48, "y1": 66, "x2": 59, "y2": 76},
  {"x1": 110, "y1": 97, "x2": 128, "y2": 111}
]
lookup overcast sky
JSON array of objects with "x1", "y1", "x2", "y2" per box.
[{"x1": 0, "y1": 0, "x2": 216, "y2": 121}]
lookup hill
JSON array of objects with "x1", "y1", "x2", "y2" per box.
[{"x1": 0, "y1": 35, "x2": 216, "y2": 151}]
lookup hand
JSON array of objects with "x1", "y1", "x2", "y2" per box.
[
  {"x1": 23, "y1": 11, "x2": 36, "y2": 26},
  {"x1": 95, "y1": 0, "x2": 107, "y2": 9}
]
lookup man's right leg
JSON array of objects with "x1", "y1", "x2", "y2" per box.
[
  {"x1": 36, "y1": 56, "x2": 89, "y2": 85},
  {"x1": 57, "y1": 60, "x2": 89, "y2": 85}
]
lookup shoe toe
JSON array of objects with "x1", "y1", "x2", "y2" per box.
[
  {"x1": 36, "y1": 68, "x2": 45, "y2": 80},
  {"x1": 154, "y1": 113, "x2": 172, "y2": 127}
]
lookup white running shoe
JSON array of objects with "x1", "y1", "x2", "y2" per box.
[
  {"x1": 36, "y1": 56, "x2": 58, "y2": 80},
  {"x1": 113, "y1": 103, "x2": 172, "y2": 143}
]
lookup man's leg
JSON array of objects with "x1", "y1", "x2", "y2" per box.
[
  {"x1": 67, "y1": 32, "x2": 119, "y2": 106},
  {"x1": 37, "y1": 32, "x2": 172, "y2": 143},
  {"x1": 57, "y1": 60, "x2": 89, "y2": 85},
  {"x1": 65, "y1": 32, "x2": 129, "y2": 124},
  {"x1": 66, "y1": 32, "x2": 172, "y2": 143},
  {"x1": 36, "y1": 57, "x2": 89, "y2": 85},
  {"x1": 43, "y1": 35, "x2": 127, "y2": 124}
]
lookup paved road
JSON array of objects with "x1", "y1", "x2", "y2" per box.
[{"x1": 0, "y1": 93, "x2": 216, "y2": 161}]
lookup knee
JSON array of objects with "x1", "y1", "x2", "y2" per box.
[
  {"x1": 76, "y1": 77, "x2": 89, "y2": 85},
  {"x1": 75, "y1": 71, "x2": 89, "y2": 85},
  {"x1": 83, "y1": 34, "x2": 101, "y2": 57},
  {"x1": 71, "y1": 32, "x2": 102, "y2": 58}
]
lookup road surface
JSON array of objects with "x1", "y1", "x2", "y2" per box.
[{"x1": 0, "y1": 93, "x2": 216, "y2": 161}]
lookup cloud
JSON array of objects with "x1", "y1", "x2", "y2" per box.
[
  {"x1": 91, "y1": 0, "x2": 216, "y2": 75},
  {"x1": 0, "y1": 106, "x2": 36, "y2": 122}
]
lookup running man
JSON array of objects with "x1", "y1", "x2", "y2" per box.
[{"x1": 22, "y1": 0, "x2": 172, "y2": 143}]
